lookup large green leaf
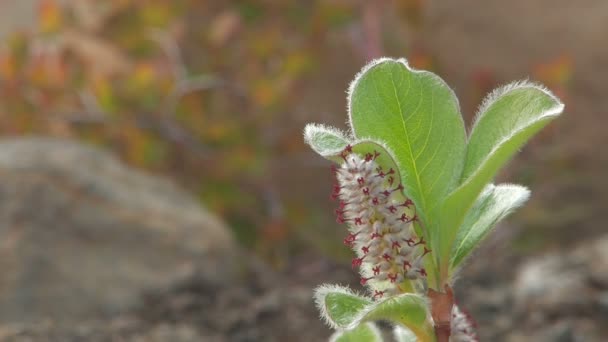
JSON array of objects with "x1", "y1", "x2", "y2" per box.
[
  {"x1": 437, "y1": 82, "x2": 564, "y2": 270},
  {"x1": 329, "y1": 323, "x2": 383, "y2": 342},
  {"x1": 449, "y1": 184, "x2": 530, "y2": 271},
  {"x1": 314, "y1": 285, "x2": 372, "y2": 329},
  {"x1": 348, "y1": 58, "x2": 466, "y2": 229},
  {"x1": 304, "y1": 123, "x2": 351, "y2": 158},
  {"x1": 351, "y1": 293, "x2": 435, "y2": 342}
]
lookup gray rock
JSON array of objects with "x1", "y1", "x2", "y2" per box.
[{"x1": 0, "y1": 137, "x2": 236, "y2": 323}]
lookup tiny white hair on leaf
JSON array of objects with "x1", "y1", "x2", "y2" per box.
[
  {"x1": 346, "y1": 57, "x2": 462, "y2": 139},
  {"x1": 313, "y1": 284, "x2": 370, "y2": 329},
  {"x1": 329, "y1": 322, "x2": 383, "y2": 342},
  {"x1": 303, "y1": 123, "x2": 351, "y2": 157},
  {"x1": 471, "y1": 79, "x2": 565, "y2": 136}
]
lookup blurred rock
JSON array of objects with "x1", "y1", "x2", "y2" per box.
[
  {"x1": 513, "y1": 235, "x2": 608, "y2": 318},
  {"x1": 0, "y1": 137, "x2": 237, "y2": 323}
]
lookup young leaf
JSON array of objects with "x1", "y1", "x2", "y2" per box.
[
  {"x1": 449, "y1": 184, "x2": 530, "y2": 271},
  {"x1": 437, "y1": 82, "x2": 563, "y2": 270},
  {"x1": 393, "y1": 326, "x2": 418, "y2": 342},
  {"x1": 349, "y1": 293, "x2": 434, "y2": 342},
  {"x1": 329, "y1": 323, "x2": 383, "y2": 342},
  {"x1": 304, "y1": 123, "x2": 351, "y2": 158},
  {"x1": 348, "y1": 58, "x2": 466, "y2": 228},
  {"x1": 314, "y1": 285, "x2": 372, "y2": 329}
]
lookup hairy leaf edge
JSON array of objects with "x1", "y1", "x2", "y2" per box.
[
  {"x1": 449, "y1": 183, "x2": 530, "y2": 271},
  {"x1": 469, "y1": 80, "x2": 564, "y2": 137},
  {"x1": 304, "y1": 123, "x2": 352, "y2": 157},
  {"x1": 314, "y1": 284, "x2": 372, "y2": 329},
  {"x1": 346, "y1": 57, "x2": 464, "y2": 139}
]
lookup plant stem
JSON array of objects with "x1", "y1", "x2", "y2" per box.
[{"x1": 428, "y1": 285, "x2": 454, "y2": 342}]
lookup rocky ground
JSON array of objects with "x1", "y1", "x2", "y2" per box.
[{"x1": 0, "y1": 138, "x2": 606, "y2": 341}]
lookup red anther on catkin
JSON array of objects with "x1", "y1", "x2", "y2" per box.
[
  {"x1": 401, "y1": 199, "x2": 413, "y2": 208},
  {"x1": 343, "y1": 233, "x2": 357, "y2": 247},
  {"x1": 388, "y1": 273, "x2": 398, "y2": 283},
  {"x1": 360, "y1": 277, "x2": 372, "y2": 285},
  {"x1": 373, "y1": 290, "x2": 385, "y2": 299},
  {"x1": 418, "y1": 268, "x2": 427, "y2": 277},
  {"x1": 414, "y1": 237, "x2": 426, "y2": 246},
  {"x1": 330, "y1": 152, "x2": 431, "y2": 300},
  {"x1": 352, "y1": 257, "x2": 364, "y2": 269}
]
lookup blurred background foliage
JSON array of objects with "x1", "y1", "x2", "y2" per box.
[{"x1": 0, "y1": 0, "x2": 579, "y2": 266}]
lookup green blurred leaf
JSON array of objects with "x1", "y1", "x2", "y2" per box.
[
  {"x1": 438, "y1": 82, "x2": 563, "y2": 269},
  {"x1": 450, "y1": 184, "x2": 530, "y2": 271},
  {"x1": 329, "y1": 323, "x2": 383, "y2": 342}
]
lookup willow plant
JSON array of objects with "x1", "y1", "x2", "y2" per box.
[{"x1": 304, "y1": 58, "x2": 564, "y2": 341}]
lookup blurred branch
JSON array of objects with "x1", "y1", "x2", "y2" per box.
[
  {"x1": 361, "y1": 0, "x2": 385, "y2": 60},
  {"x1": 163, "y1": 74, "x2": 223, "y2": 116},
  {"x1": 147, "y1": 28, "x2": 188, "y2": 81}
]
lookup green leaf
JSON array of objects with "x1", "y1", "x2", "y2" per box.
[
  {"x1": 314, "y1": 285, "x2": 372, "y2": 329},
  {"x1": 304, "y1": 123, "x2": 351, "y2": 158},
  {"x1": 437, "y1": 81, "x2": 563, "y2": 270},
  {"x1": 348, "y1": 58, "x2": 466, "y2": 229},
  {"x1": 351, "y1": 293, "x2": 434, "y2": 342},
  {"x1": 393, "y1": 326, "x2": 418, "y2": 342},
  {"x1": 330, "y1": 323, "x2": 383, "y2": 342},
  {"x1": 449, "y1": 184, "x2": 530, "y2": 271}
]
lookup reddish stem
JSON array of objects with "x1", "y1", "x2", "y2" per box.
[{"x1": 428, "y1": 285, "x2": 454, "y2": 342}]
